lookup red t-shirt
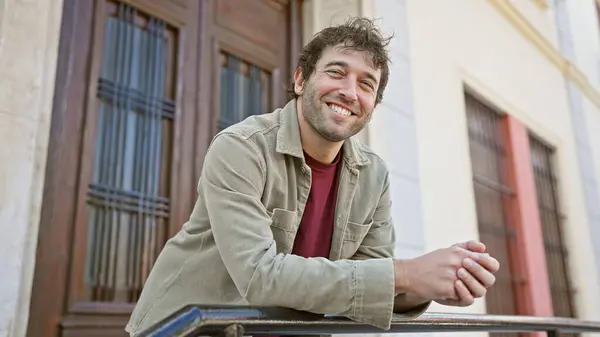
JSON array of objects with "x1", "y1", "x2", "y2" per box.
[{"x1": 291, "y1": 151, "x2": 342, "y2": 258}]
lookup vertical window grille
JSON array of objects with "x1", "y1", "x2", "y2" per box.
[
  {"x1": 84, "y1": 2, "x2": 177, "y2": 303},
  {"x1": 529, "y1": 136, "x2": 577, "y2": 331},
  {"x1": 465, "y1": 93, "x2": 519, "y2": 337},
  {"x1": 218, "y1": 51, "x2": 271, "y2": 131}
]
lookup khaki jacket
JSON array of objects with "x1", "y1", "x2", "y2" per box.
[{"x1": 126, "y1": 100, "x2": 429, "y2": 336}]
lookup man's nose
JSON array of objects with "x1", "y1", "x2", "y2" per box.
[{"x1": 338, "y1": 80, "x2": 358, "y2": 102}]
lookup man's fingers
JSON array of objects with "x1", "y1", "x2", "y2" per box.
[
  {"x1": 468, "y1": 253, "x2": 500, "y2": 273},
  {"x1": 462, "y1": 258, "x2": 496, "y2": 288},
  {"x1": 455, "y1": 280, "x2": 474, "y2": 306},
  {"x1": 457, "y1": 265, "x2": 487, "y2": 298},
  {"x1": 453, "y1": 240, "x2": 486, "y2": 253},
  {"x1": 468, "y1": 241, "x2": 486, "y2": 253}
]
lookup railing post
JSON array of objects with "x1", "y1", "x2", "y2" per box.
[{"x1": 222, "y1": 323, "x2": 245, "y2": 337}]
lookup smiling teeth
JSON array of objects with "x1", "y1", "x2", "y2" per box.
[{"x1": 328, "y1": 104, "x2": 351, "y2": 116}]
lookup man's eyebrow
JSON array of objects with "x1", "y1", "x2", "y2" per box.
[
  {"x1": 323, "y1": 60, "x2": 378, "y2": 85},
  {"x1": 324, "y1": 61, "x2": 348, "y2": 69}
]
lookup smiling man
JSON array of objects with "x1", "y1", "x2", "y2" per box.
[{"x1": 126, "y1": 17, "x2": 500, "y2": 336}]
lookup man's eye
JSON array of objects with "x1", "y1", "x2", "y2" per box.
[
  {"x1": 327, "y1": 70, "x2": 343, "y2": 76},
  {"x1": 361, "y1": 81, "x2": 374, "y2": 90}
]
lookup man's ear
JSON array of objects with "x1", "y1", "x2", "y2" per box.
[{"x1": 293, "y1": 67, "x2": 304, "y2": 95}]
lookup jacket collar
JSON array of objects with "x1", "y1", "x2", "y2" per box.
[{"x1": 276, "y1": 99, "x2": 371, "y2": 168}]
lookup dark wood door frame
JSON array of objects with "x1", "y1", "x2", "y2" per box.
[
  {"x1": 27, "y1": 1, "x2": 302, "y2": 336},
  {"x1": 27, "y1": 0, "x2": 201, "y2": 335},
  {"x1": 26, "y1": 1, "x2": 97, "y2": 336}
]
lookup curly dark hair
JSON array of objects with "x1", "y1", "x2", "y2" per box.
[{"x1": 288, "y1": 17, "x2": 393, "y2": 105}]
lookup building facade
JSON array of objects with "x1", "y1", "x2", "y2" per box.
[{"x1": 1, "y1": 1, "x2": 600, "y2": 337}]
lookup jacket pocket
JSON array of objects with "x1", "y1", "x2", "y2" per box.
[
  {"x1": 343, "y1": 220, "x2": 372, "y2": 242},
  {"x1": 268, "y1": 208, "x2": 298, "y2": 254},
  {"x1": 269, "y1": 208, "x2": 298, "y2": 231},
  {"x1": 341, "y1": 220, "x2": 372, "y2": 259}
]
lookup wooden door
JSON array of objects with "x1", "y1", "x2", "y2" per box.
[{"x1": 27, "y1": 1, "x2": 297, "y2": 336}]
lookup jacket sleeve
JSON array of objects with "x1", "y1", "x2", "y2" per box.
[
  {"x1": 197, "y1": 132, "x2": 396, "y2": 330},
  {"x1": 350, "y1": 169, "x2": 432, "y2": 319}
]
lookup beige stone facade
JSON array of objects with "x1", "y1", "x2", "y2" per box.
[{"x1": 0, "y1": 0, "x2": 64, "y2": 335}]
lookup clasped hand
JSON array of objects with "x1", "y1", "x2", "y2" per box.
[{"x1": 397, "y1": 240, "x2": 500, "y2": 307}]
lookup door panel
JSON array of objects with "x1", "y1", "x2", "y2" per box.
[
  {"x1": 196, "y1": 0, "x2": 291, "y2": 176},
  {"x1": 217, "y1": 51, "x2": 273, "y2": 131},
  {"x1": 209, "y1": 0, "x2": 289, "y2": 134},
  {"x1": 216, "y1": 0, "x2": 286, "y2": 53},
  {"x1": 28, "y1": 0, "x2": 198, "y2": 336},
  {"x1": 65, "y1": 0, "x2": 192, "y2": 334},
  {"x1": 74, "y1": 1, "x2": 178, "y2": 306}
]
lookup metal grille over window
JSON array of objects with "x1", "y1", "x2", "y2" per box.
[
  {"x1": 465, "y1": 93, "x2": 519, "y2": 337},
  {"x1": 84, "y1": 2, "x2": 176, "y2": 303},
  {"x1": 219, "y1": 52, "x2": 271, "y2": 131},
  {"x1": 529, "y1": 136, "x2": 577, "y2": 330}
]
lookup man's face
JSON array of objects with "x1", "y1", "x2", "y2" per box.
[{"x1": 295, "y1": 45, "x2": 381, "y2": 142}]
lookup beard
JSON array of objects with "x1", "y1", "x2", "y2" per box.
[{"x1": 300, "y1": 81, "x2": 371, "y2": 142}]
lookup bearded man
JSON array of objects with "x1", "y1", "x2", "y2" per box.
[{"x1": 126, "y1": 17, "x2": 499, "y2": 337}]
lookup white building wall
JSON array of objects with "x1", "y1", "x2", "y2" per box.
[
  {"x1": 561, "y1": 0, "x2": 600, "y2": 90},
  {"x1": 573, "y1": 91, "x2": 600, "y2": 327},
  {"x1": 582, "y1": 95, "x2": 600, "y2": 281},
  {"x1": 553, "y1": 0, "x2": 600, "y2": 327},
  {"x1": 510, "y1": 0, "x2": 561, "y2": 49},
  {"x1": 0, "y1": 0, "x2": 64, "y2": 336}
]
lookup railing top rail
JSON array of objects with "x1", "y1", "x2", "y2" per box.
[{"x1": 138, "y1": 305, "x2": 600, "y2": 337}]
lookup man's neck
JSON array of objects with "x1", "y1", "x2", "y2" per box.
[{"x1": 296, "y1": 101, "x2": 343, "y2": 164}]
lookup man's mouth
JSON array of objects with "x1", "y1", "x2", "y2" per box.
[{"x1": 327, "y1": 103, "x2": 353, "y2": 117}]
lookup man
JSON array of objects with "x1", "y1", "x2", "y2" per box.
[{"x1": 126, "y1": 17, "x2": 499, "y2": 336}]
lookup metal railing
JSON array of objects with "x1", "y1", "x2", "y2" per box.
[{"x1": 138, "y1": 305, "x2": 600, "y2": 337}]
